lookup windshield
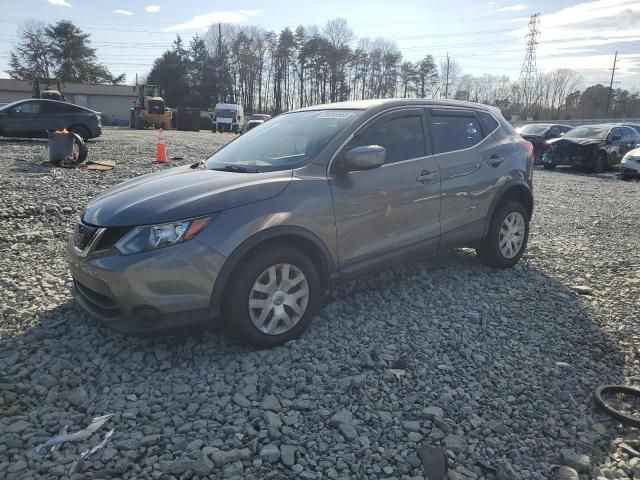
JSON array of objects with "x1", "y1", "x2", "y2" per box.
[
  {"x1": 518, "y1": 125, "x2": 548, "y2": 135},
  {"x1": 214, "y1": 108, "x2": 237, "y2": 117},
  {"x1": 206, "y1": 109, "x2": 360, "y2": 172},
  {"x1": 563, "y1": 126, "x2": 609, "y2": 139}
]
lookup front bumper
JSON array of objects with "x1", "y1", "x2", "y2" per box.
[
  {"x1": 67, "y1": 237, "x2": 226, "y2": 334},
  {"x1": 621, "y1": 157, "x2": 640, "y2": 174}
]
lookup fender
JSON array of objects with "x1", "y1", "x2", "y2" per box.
[
  {"x1": 209, "y1": 225, "x2": 336, "y2": 322},
  {"x1": 482, "y1": 179, "x2": 534, "y2": 238}
]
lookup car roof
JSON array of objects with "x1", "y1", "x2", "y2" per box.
[
  {"x1": 10, "y1": 98, "x2": 97, "y2": 113},
  {"x1": 293, "y1": 98, "x2": 501, "y2": 115},
  {"x1": 522, "y1": 123, "x2": 571, "y2": 127}
]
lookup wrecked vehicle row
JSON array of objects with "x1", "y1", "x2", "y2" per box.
[{"x1": 531, "y1": 124, "x2": 640, "y2": 173}]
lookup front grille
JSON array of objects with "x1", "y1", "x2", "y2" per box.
[
  {"x1": 75, "y1": 281, "x2": 121, "y2": 319},
  {"x1": 74, "y1": 221, "x2": 98, "y2": 251},
  {"x1": 95, "y1": 226, "x2": 132, "y2": 252},
  {"x1": 148, "y1": 99, "x2": 165, "y2": 114}
]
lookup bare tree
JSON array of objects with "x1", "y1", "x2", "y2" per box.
[{"x1": 8, "y1": 20, "x2": 53, "y2": 80}]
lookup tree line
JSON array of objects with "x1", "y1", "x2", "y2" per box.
[
  {"x1": 8, "y1": 20, "x2": 124, "y2": 84},
  {"x1": 7, "y1": 18, "x2": 640, "y2": 120}
]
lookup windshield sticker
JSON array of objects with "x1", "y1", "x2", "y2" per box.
[{"x1": 316, "y1": 112, "x2": 353, "y2": 119}]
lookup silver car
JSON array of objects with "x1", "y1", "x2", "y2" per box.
[{"x1": 68, "y1": 99, "x2": 534, "y2": 347}]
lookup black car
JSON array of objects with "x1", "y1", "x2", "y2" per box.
[
  {"x1": 0, "y1": 99, "x2": 102, "y2": 141},
  {"x1": 517, "y1": 123, "x2": 572, "y2": 162},
  {"x1": 542, "y1": 124, "x2": 640, "y2": 172}
]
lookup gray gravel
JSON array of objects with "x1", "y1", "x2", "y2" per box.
[{"x1": 0, "y1": 128, "x2": 639, "y2": 479}]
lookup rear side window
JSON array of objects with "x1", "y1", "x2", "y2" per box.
[
  {"x1": 349, "y1": 114, "x2": 426, "y2": 164},
  {"x1": 431, "y1": 114, "x2": 483, "y2": 154},
  {"x1": 478, "y1": 111, "x2": 499, "y2": 136},
  {"x1": 10, "y1": 101, "x2": 40, "y2": 114},
  {"x1": 43, "y1": 102, "x2": 81, "y2": 114}
]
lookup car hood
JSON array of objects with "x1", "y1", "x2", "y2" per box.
[
  {"x1": 546, "y1": 137, "x2": 603, "y2": 147},
  {"x1": 83, "y1": 166, "x2": 292, "y2": 227}
]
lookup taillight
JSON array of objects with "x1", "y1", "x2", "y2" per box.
[{"x1": 519, "y1": 139, "x2": 534, "y2": 158}]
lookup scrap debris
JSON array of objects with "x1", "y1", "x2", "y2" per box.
[
  {"x1": 26, "y1": 413, "x2": 114, "y2": 459},
  {"x1": 68, "y1": 428, "x2": 114, "y2": 475}
]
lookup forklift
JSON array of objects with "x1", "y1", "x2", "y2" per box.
[{"x1": 32, "y1": 78, "x2": 65, "y2": 101}]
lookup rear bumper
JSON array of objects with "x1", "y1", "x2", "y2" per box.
[
  {"x1": 90, "y1": 125, "x2": 102, "y2": 138},
  {"x1": 67, "y1": 238, "x2": 226, "y2": 334}
]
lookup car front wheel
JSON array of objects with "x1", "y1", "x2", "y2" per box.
[
  {"x1": 224, "y1": 247, "x2": 321, "y2": 347},
  {"x1": 476, "y1": 201, "x2": 529, "y2": 268}
]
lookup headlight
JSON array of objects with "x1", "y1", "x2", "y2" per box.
[{"x1": 115, "y1": 216, "x2": 212, "y2": 255}]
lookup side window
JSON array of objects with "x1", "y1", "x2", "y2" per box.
[
  {"x1": 477, "y1": 111, "x2": 499, "y2": 136},
  {"x1": 560, "y1": 126, "x2": 572, "y2": 134},
  {"x1": 348, "y1": 114, "x2": 426, "y2": 164},
  {"x1": 610, "y1": 128, "x2": 622, "y2": 140},
  {"x1": 42, "y1": 102, "x2": 62, "y2": 114},
  {"x1": 622, "y1": 127, "x2": 636, "y2": 138},
  {"x1": 431, "y1": 114, "x2": 483, "y2": 154},
  {"x1": 10, "y1": 102, "x2": 39, "y2": 114}
]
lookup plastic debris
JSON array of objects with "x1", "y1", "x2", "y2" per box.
[
  {"x1": 466, "y1": 311, "x2": 481, "y2": 320},
  {"x1": 26, "y1": 413, "x2": 114, "y2": 458},
  {"x1": 68, "y1": 428, "x2": 114, "y2": 475},
  {"x1": 387, "y1": 369, "x2": 406, "y2": 380},
  {"x1": 418, "y1": 445, "x2": 448, "y2": 479},
  {"x1": 555, "y1": 361, "x2": 571, "y2": 367}
]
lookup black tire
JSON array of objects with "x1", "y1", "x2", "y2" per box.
[
  {"x1": 69, "y1": 124, "x2": 90, "y2": 141},
  {"x1": 594, "y1": 153, "x2": 607, "y2": 173},
  {"x1": 542, "y1": 163, "x2": 556, "y2": 170},
  {"x1": 223, "y1": 247, "x2": 321, "y2": 348},
  {"x1": 70, "y1": 132, "x2": 88, "y2": 164},
  {"x1": 476, "y1": 201, "x2": 530, "y2": 268},
  {"x1": 594, "y1": 385, "x2": 640, "y2": 428}
]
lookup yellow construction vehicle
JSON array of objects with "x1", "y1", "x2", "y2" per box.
[
  {"x1": 129, "y1": 84, "x2": 172, "y2": 129},
  {"x1": 32, "y1": 78, "x2": 65, "y2": 101}
]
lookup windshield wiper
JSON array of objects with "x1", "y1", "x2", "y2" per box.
[{"x1": 211, "y1": 164, "x2": 261, "y2": 173}]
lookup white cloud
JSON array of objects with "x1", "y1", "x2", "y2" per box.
[
  {"x1": 113, "y1": 9, "x2": 133, "y2": 15},
  {"x1": 145, "y1": 5, "x2": 160, "y2": 13},
  {"x1": 497, "y1": 4, "x2": 528, "y2": 12},
  {"x1": 47, "y1": 0, "x2": 72, "y2": 7},
  {"x1": 166, "y1": 9, "x2": 261, "y2": 31}
]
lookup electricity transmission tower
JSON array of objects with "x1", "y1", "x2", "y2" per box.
[{"x1": 517, "y1": 13, "x2": 541, "y2": 116}]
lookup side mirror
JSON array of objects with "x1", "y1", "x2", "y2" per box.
[
  {"x1": 340, "y1": 145, "x2": 385, "y2": 173},
  {"x1": 610, "y1": 135, "x2": 622, "y2": 142}
]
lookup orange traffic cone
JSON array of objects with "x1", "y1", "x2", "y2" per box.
[{"x1": 155, "y1": 128, "x2": 167, "y2": 163}]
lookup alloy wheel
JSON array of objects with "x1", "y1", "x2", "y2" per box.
[
  {"x1": 499, "y1": 212, "x2": 526, "y2": 259},
  {"x1": 248, "y1": 263, "x2": 309, "y2": 335}
]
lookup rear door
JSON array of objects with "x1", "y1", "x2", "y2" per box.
[
  {"x1": 329, "y1": 107, "x2": 441, "y2": 266},
  {"x1": 429, "y1": 108, "x2": 508, "y2": 243}
]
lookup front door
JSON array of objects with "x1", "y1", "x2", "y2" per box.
[{"x1": 328, "y1": 108, "x2": 441, "y2": 267}]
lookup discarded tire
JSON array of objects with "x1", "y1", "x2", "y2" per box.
[{"x1": 594, "y1": 385, "x2": 640, "y2": 428}]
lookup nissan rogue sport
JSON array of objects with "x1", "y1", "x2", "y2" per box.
[{"x1": 68, "y1": 99, "x2": 534, "y2": 347}]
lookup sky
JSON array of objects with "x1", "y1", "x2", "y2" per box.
[{"x1": 0, "y1": 0, "x2": 638, "y2": 89}]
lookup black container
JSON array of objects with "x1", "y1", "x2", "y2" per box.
[{"x1": 176, "y1": 107, "x2": 201, "y2": 132}]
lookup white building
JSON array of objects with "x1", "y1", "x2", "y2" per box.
[{"x1": 0, "y1": 79, "x2": 137, "y2": 125}]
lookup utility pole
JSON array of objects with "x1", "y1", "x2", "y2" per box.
[
  {"x1": 606, "y1": 51, "x2": 618, "y2": 115},
  {"x1": 444, "y1": 53, "x2": 450, "y2": 99}
]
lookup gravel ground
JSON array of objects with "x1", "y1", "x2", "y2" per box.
[{"x1": 0, "y1": 128, "x2": 638, "y2": 480}]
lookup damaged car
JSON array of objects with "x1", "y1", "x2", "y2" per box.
[
  {"x1": 542, "y1": 124, "x2": 640, "y2": 172},
  {"x1": 516, "y1": 123, "x2": 571, "y2": 163},
  {"x1": 621, "y1": 147, "x2": 640, "y2": 178}
]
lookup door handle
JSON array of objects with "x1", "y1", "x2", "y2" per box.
[
  {"x1": 487, "y1": 155, "x2": 505, "y2": 167},
  {"x1": 417, "y1": 170, "x2": 439, "y2": 182}
]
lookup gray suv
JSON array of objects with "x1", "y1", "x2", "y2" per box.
[{"x1": 68, "y1": 99, "x2": 534, "y2": 347}]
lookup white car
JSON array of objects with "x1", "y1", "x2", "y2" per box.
[{"x1": 621, "y1": 147, "x2": 640, "y2": 178}]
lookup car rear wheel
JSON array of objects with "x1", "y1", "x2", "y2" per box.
[
  {"x1": 476, "y1": 201, "x2": 529, "y2": 268},
  {"x1": 224, "y1": 247, "x2": 321, "y2": 348},
  {"x1": 69, "y1": 124, "x2": 90, "y2": 141}
]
